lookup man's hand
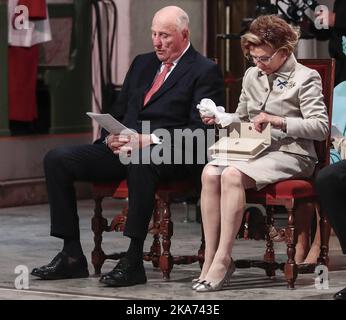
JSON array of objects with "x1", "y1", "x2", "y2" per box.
[
  {"x1": 132, "y1": 134, "x2": 152, "y2": 149},
  {"x1": 107, "y1": 134, "x2": 131, "y2": 154},
  {"x1": 252, "y1": 112, "x2": 284, "y2": 132},
  {"x1": 107, "y1": 134, "x2": 153, "y2": 156}
]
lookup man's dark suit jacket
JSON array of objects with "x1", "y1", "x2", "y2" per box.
[{"x1": 103, "y1": 45, "x2": 225, "y2": 141}]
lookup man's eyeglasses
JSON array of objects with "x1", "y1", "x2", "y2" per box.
[{"x1": 246, "y1": 50, "x2": 279, "y2": 65}]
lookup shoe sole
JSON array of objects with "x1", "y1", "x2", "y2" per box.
[
  {"x1": 99, "y1": 276, "x2": 147, "y2": 287},
  {"x1": 31, "y1": 269, "x2": 89, "y2": 280}
]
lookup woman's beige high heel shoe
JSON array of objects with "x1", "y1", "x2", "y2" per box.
[
  {"x1": 192, "y1": 278, "x2": 203, "y2": 290},
  {"x1": 195, "y1": 260, "x2": 236, "y2": 293}
]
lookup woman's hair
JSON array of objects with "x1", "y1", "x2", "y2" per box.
[{"x1": 241, "y1": 15, "x2": 300, "y2": 56}]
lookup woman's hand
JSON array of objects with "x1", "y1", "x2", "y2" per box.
[
  {"x1": 200, "y1": 113, "x2": 216, "y2": 125},
  {"x1": 252, "y1": 112, "x2": 285, "y2": 132}
]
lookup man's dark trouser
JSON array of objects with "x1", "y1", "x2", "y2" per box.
[
  {"x1": 316, "y1": 160, "x2": 346, "y2": 253},
  {"x1": 44, "y1": 143, "x2": 200, "y2": 241}
]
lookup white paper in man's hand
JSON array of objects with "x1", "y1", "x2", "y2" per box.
[{"x1": 87, "y1": 112, "x2": 136, "y2": 136}]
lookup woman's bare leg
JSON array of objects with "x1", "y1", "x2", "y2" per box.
[
  {"x1": 294, "y1": 202, "x2": 315, "y2": 263},
  {"x1": 203, "y1": 167, "x2": 256, "y2": 285},
  {"x1": 198, "y1": 164, "x2": 223, "y2": 280},
  {"x1": 303, "y1": 205, "x2": 322, "y2": 264}
]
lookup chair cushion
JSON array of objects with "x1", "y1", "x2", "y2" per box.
[
  {"x1": 94, "y1": 179, "x2": 196, "y2": 199},
  {"x1": 92, "y1": 182, "x2": 123, "y2": 198},
  {"x1": 246, "y1": 179, "x2": 316, "y2": 203},
  {"x1": 112, "y1": 180, "x2": 129, "y2": 198}
]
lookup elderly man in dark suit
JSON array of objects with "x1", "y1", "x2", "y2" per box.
[{"x1": 31, "y1": 5, "x2": 225, "y2": 287}]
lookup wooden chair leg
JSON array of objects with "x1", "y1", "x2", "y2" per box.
[
  {"x1": 318, "y1": 205, "x2": 331, "y2": 267},
  {"x1": 198, "y1": 223, "x2": 205, "y2": 269},
  {"x1": 150, "y1": 200, "x2": 161, "y2": 268},
  {"x1": 264, "y1": 206, "x2": 276, "y2": 278},
  {"x1": 159, "y1": 199, "x2": 174, "y2": 280},
  {"x1": 91, "y1": 196, "x2": 108, "y2": 275},
  {"x1": 284, "y1": 206, "x2": 298, "y2": 289}
]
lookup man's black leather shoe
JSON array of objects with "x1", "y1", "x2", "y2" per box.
[
  {"x1": 99, "y1": 257, "x2": 147, "y2": 287},
  {"x1": 31, "y1": 252, "x2": 89, "y2": 280},
  {"x1": 334, "y1": 286, "x2": 346, "y2": 300}
]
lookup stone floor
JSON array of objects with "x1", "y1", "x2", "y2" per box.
[{"x1": 0, "y1": 199, "x2": 346, "y2": 301}]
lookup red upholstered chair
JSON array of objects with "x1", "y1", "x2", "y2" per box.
[
  {"x1": 91, "y1": 179, "x2": 204, "y2": 279},
  {"x1": 231, "y1": 59, "x2": 335, "y2": 289}
]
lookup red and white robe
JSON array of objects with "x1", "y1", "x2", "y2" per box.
[{"x1": 8, "y1": 0, "x2": 51, "y2": 122}]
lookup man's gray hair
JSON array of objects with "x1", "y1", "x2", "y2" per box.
[
  {"x1": 176, "y1": 12, "x2": 189, "y2": 31},
  {"x1": 154, "y1": 6, "x2": 190, "y2": 32}
]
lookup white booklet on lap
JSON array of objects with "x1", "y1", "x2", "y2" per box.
[{"x1": 86, "y1": 112, "x2": 136, "y2": 135}]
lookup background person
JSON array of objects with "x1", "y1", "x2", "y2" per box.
[
  {"x1": 315, "y1": 0, "x2": 346, "y2": 86},
  {"x1": 316, "y1": 161, "x2": 346, "y2": 300}
]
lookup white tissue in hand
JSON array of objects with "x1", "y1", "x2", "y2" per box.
[
  {"x1": 197, "y1": 98, "x2": 240, "y2": 127},
  {"x1": 197, "y1": 98, "x2": 218, "y2": 117},
  {"x1": 197, "y1": 98, "x2": 225, "y2": 117}
]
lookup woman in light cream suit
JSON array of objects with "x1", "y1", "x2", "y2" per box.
[{"x1": 194, "y1": 15, "x2": 329, "y2": 292}]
